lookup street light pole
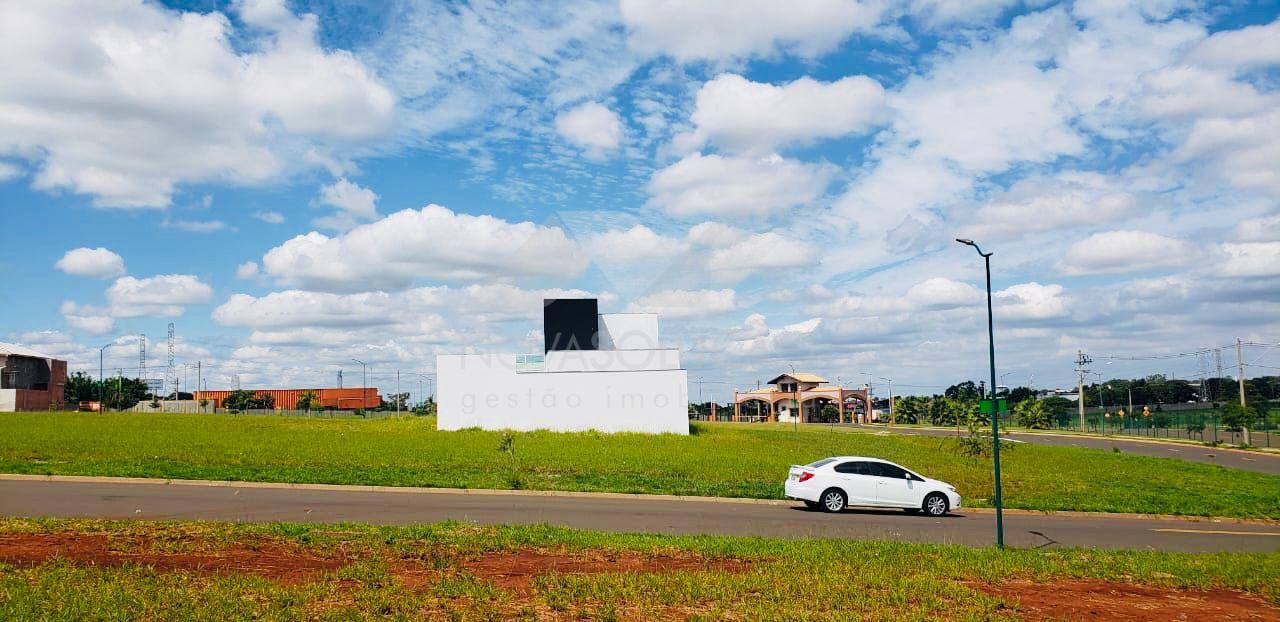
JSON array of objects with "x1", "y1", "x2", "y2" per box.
[
  {"x1": 351, "y1": 359, "x2": 367, "y2": 409},
  {"x1": 956, "y1": 238, "x2": 1004, "y2": 549},
  {"x1": 98, "y1": 341, "x2": 119, "y2": 404}
]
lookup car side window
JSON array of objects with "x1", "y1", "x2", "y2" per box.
[
  {"x1": 833, "y1": 461, "x2": 868, "y2": 475},
  {"x1": 877, "y1": 464, "x2": 909, "y2": 479}
]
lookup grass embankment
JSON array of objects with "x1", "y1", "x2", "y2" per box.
[
  {"x1": 1, "y1": 412, "x2": 1278, "y2": 519},
  {"x1": 0, "y1": 518, "x2": 1277, "y2": 620}
]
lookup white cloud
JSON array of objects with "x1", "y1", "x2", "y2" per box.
[
  {"x1": 253, "y1": 211, "x2": 285, "y2": 224},
  {"x1": 1188, "y1": 19, "x2": 1280, "y2": 69},
  {"x1": 55, "y1": 247, "x2": 126, "y2": 279},
  {"x1": 1172, "y1": 110, "x2": 1280, "y2": 197},
  {"x1": 705, "y1": 231, "x2": 813, "y2": 279},
  {"x1": 1057, "y1": 231, "x2": 1197, "y2": 276},
  {"x1": 686, "y1": 222, "x2": 745, "y2": 248},
  {"x1": 994, "y1": 282, "x2": 1068, "y2": 321},
  {"x1": 236, "y1": 262, "x2": 260, "y2": 280},
  {"x1": 1216, "y1": 242, "x2": 1280, "y2": 278},
  {"x1": 729, "y1": 313, "x2": 769, "y2": 340},
  {"x1": 104, "y1": 275, "x2": 214, "y2": 318},
  {"x1": 261, "y1": 205, "x2": 588, "y2": 292},
  {"x1": 60, "y1": 301, "x2": 115, "y2": 335},
  {"x1": 554, "y1": 102, "x2": 622, "y2": 158},
  {"x1": 0, "y1": 161, "x2": 20, "y2": 182},
  {"x1": 1233, "y1": 215, "x2": 1280, "y2": 243},
  {"x1": 646, "y1": 153, "x2": 832, "y2": 217},
  {"x1": 904, "y1": 278, "x2": 983, "y2": 309},
  {"x1": 314, "y1": 178, "x2": 379, "y2": 231},
  {"x1": 676, "y1": 73, "x2": 886, "y2": 154},
  {"x1": 163, "y1": 218, "x2": 229, "y2": 233},
  {"x1": 0, "y1": 1, "x2": 394, "y2": 208},
  {"x1": 581, "y1": 225, "x2": 684, "y2": 264},
  {"x1": 627, "y1": 289, "x2": 737, "y2": 319},
  {"x1": 620, "y1": 0, "x2": 887, "y2": 61},
  {"x1": 961, "y1": 173, "x2": 1139, "y2": 240}
]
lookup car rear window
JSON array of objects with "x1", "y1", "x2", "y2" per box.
[{"x1": 806, "y1": 458, "x2": 836, "y2": 468}]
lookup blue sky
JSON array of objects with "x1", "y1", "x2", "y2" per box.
[{"x1": 2, "y1": 0, "x2": 1278, "y2": 398}]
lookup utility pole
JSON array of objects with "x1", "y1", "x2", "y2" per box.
[
  {"x1": 1075, "y1": 350, "x2": 1091, "y2": 432},
  {"x1": 396, "y1": 369, "x2": 401, "y2": 415},
  {"x1": 196, "y1": 361, "x2": 202, "y2": 412},
  {"x1": 1237, "y1": 338, "x2": 1250, "y2": 446}
]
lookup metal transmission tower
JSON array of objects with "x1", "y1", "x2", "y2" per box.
[
  {"x1": 1215, "y1": 349, "x2": 1224, "y2": 401},
  {"x1": 337, "y1": 370, "x2": 343, "y2": 388},
  {"x1": 138, "y1": 334, "x2": 147, "y2": 383},
  {"x1": 1075, "y1": 350, "x2": 1091, "y2": 432},
  {"x1": 167, "y1": 323, "x2": 176, "y2": 399}
]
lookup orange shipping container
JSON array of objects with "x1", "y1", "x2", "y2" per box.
[{"x1": 197, "y1": 387, "x2": 382, "y2": 410}]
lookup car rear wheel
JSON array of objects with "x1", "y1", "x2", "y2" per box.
[
  {"x1": 923, "y1": 492, "x2": 949, "y2": 517},
  {"x1": 820, "y1": 488, "x2": 846, "y2": 513}
]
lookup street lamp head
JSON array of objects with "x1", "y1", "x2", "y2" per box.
[{"x1": 955, "y1": 238, "x2": 975, "y2": 246}]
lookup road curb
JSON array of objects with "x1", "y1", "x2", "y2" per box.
[
  {"x1": 2, "y1": 473, "x2": 1275, "y2": 525},
  {"x1": 864, "y1": 425, "x2": 1280, "y2": 456}
]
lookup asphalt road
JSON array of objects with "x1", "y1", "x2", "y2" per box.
[
  {"x1": 2, "y1": 478, "x2": 1277, "y2": 553},
  {"x1": 862, "y1": 426, "x2": 1280, "y2": 475}
]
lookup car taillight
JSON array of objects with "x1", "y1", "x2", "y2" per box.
[{"x1": 798, "y1": 471, "x2": 815, "y2": 482}]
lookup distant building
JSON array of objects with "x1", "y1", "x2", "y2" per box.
[
  {"x1": 733, "y1": 373, "x2": 871, "y2": 424},
  {"x1": 437, "y1": 298, "x2": 689, "y2": 434},
  {"x1": 198, "y1": 387, "x2": 381, "y2": 411},
  {"x1": 0, "y1": 343, "x2": 68, "y2": 412}
]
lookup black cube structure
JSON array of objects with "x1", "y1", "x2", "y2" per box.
[{"x1": 543, "y1": 298, "x2": 598, "y2": 353}]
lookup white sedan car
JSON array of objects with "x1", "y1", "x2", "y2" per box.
[{"x1": 784, "y1": 456, "x2": 961, "y2": 516}]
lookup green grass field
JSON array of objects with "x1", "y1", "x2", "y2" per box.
[
  {"x1": 2, "y1": 412, "x2": 1278, "y2": 519},
  {"x1": 1, "y1": 518, "x2": 1277, "y2": 620}
]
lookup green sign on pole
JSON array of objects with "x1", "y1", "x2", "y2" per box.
[{"x1": 978, "y1": 398, "x2": 1008, "y2": 415}]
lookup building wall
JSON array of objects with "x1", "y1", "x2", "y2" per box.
[
  {"x1": 437, "y1": 352, "x2": 688, "y2": 434},
  {"x1": 0, "y1": 357, "x2": 66, "y2": 411},
  {"x1": 597, "y1": 314, "x2": 659, "y2": 350}
]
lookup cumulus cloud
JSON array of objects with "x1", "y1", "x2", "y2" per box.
[
  {"x1": 554, "y1": 102, "x2": 623, "y2": 158},
  {"x1": 1215, "y1": 242, "x2": 1280, "y2": 278},
  {"x1": 55, "y1": 248, "x2": 126, "y2": 279},
  {"x1": 235, "y1": 262, "x2": 260, "y2": 280},
  {"x1": 627, "y1": 289, "x2": 737, "y2": 318},
  {"x1": 705, "y1": 232, "x2": 813, "y2": 280},
  {"x1": 1058, "y1": 231, "x2": 1197, "y2": 276},
  {"x1": 646, "y1": 153, "x2": 833, "y2": 217},
  {"x1": 59, "y1": 301, "x2": 115, "y2": 335},
  {"x1": 314, "y1": 178, "x2": 379, "y2": 231},
  {"x1": 104, "y1": 275, "x2": 214, "y2": 318},
  {"x1": 261, "y1": 205, "x2": 588, "y2": 292},
  {"x1": 0, "y1": 0, "x2": 394, "y2": 208},
  {"x1": 675, "y1": 73, "x2": 886, "y2": 154},
  {"x1": 620, "y1": 0, "x2": 887, "y2": 61},
  {"x1": 581, "y1": 225, "x2": 684, "y2": 263}
]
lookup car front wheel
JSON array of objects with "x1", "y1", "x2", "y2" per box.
[
  {"x1": 820, "y1": 488, "x2": 847, "y2": 513},
  {"x1": 923, "y1": 492, "x2": 949, "y2": 517}
]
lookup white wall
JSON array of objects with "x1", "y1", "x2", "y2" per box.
[
  {"x1": 597, "y1": 314, "x2": 659, "y2": 350},
  {"x1": 543, "y1": 349, "x2": 679, "y2": 372},
  {"x1": 0, "y1": 389, "x2": 15, "y2": 412},
  {"x1": 436, "y1": 352, "x2": 688, "y2": 434}
]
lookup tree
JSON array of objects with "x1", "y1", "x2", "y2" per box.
[
  {"x1": 1219, "y1": 402, "x2": 1262, "y2": 446},
  {"x1": 63, "y1": 372, "x2": 99, "y2": 404},
  {"x1": 817, "y1": 403, "x2": 840, "y2": 423},
  {"x1": 101, "y1": 377, "x2": 147, "y2": 411},
  {"x1": 1013, "y1": 398, "x2": 1050, "y2": 429},
  {"x1": 296, "y1": 390, "x2": 319, "y2": 412},
  {"x1": 1007, "y1": 386, "x2": 1035, "y2": 405},
  {"x1": 223, "y1": 390, "x2": 273, "y2": 412},
  {"x1": 894, "y1": 396, "x2": 926, "y2": 424},
  {"x1": 945, "y1": 381, "x2": 981, "y2": 401}
]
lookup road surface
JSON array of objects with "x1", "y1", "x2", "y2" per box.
[
  {"x1": 862, "y1": 426, "x2": 1280, "y2": 475},
  {"x1": 2, "y1": 477, "x2": 1277, "y2": 553}
]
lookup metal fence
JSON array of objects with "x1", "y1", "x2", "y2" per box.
[{"x1": 1034, "y1": 407, "x2": 1279, "y2": 448}]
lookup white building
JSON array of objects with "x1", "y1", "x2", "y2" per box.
[{"x1": 436, "y1": 299, "x2": 689, "y2": 434}]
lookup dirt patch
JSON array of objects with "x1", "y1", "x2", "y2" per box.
[
  {"x1": 0, "y1": 532, "x2": 347, "y2": 584},
  {"x1": 462, "y1": 548, "x2": 750, "y2": 589},
  {"x1": 969, "y1": 579, "x2": 1280, "y2": 621}
]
